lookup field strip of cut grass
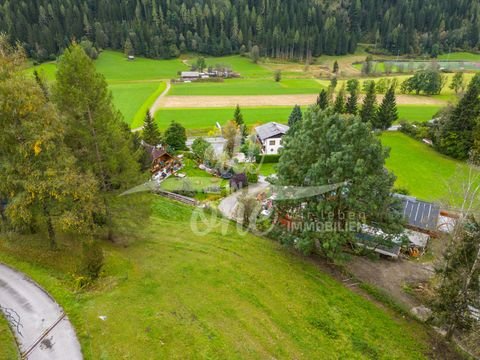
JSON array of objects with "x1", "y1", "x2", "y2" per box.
[
  {"x1": 381, "y1": 132, "x2": 478, "y2": 203},
  {"x1": 0, "y1": 314, "x2": 18, "y2": 360},
  {"x1": 437, "y1": 52, "x2": 480, "y2": 61},
  {"x1": 0, "y1": 196, "x2": 435, "y2": 359},
  {"x1": 169, "y1": 78, "x2": 326, "y2": 96}
]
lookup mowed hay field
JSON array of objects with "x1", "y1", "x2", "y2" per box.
[
  {"x1": 0, "y1": 315, "x2": 18, "y2": 360},
  {"x1": 381, "y1": 132, "x2": 478, "y2": 203},
  {"x1": 169, "y1": 78, "x2": 326, "y2": 96},
  {"x1": 0, "y1": 197, "x2": 435, "y2": 359},
  {"x1": 152, "y1": 105, "x2": 442, "y2": 135}
]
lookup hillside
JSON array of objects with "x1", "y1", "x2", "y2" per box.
[
  {"x1": 3, "y1": 0, "x2": 480, "y2": 61},
  {"x1": 0, "y1": 197, "x2": 438, "y2": 359}
]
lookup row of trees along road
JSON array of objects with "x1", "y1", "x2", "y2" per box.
[
  {"x1": 2, "y1": 0, "x2": 480, "y2": 61},
  {"x1": 0, "y1": 38, "x2": 143, "y2": 249}
]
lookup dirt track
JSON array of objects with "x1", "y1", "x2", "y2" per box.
[{"x1": 162, "y1": 94, "x2": 448, "y2": 108}]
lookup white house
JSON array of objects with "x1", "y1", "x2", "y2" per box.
[{"x1": 255, "y1": 122, "x2": 290, "y2": 155}]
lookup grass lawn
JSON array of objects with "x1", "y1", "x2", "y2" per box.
[
  {"x1": 0, "y1": 315, "x2": 18, "y2": 360},
  {"x1": 381, "y1": 132, "x2": 477, "y2": 203},
  {"x1": 396, "y1": 105, "x2": 442, "y2": 123},
  {"x1": 258, "y1": 163, "x2": 278, "y2": 177},
  {"x1": 155, "y1": 106, "x2": 304, "y2": 133},
  {"x1": 0, "y1": 195, "x2": 436, "y2": 359},
  {"x1": 169, "y1": 78, "x2": 324, "y2": 96}
]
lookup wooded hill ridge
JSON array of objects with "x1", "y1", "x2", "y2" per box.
[{"x1": 2, "y1": 0, "x2": 480, "y2": 61}]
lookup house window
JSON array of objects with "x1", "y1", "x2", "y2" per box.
[{"x1": 269, "y1": 140, "x2": 276, "y2": 146}]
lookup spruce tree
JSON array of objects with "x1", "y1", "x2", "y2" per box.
[
  {"x1": 288, "y1": 105, "x2": 303, "y2": 127},
  {"x1": 164, "y1": 121, "x2": 187, "y2": 151},
  {"x1": 360, "y1": 81, "x2": 377, "y2": 123},
  {"x1": 333, "y1": 60, "x2": 339, "y2": 74},
  {"x1": 374, "y1": 85, "x2": 398, "y2": 130},
  {"x1": 333, "y1": 87, "x2": 346, "y2": 114},
  {"x1": 276, "y1": 109, "x2": 401, "y2": 259},
  {"x1": 346, "y1": 93, "x2": 358, "y2": 115},
  {"x1": 54, "y1": 44, "x2": 141, "y2": 240},
  {"x1": 142, "y1": 111, "x2": 161, "y2": 145},
  {"x1": 233, "y1": 104, "x2": 248, "y2": 139},
  {"x1": 317, "y1": 90, "x2": 330, "y2": 110}
]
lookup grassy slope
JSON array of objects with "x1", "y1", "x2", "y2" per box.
[
  {"x1": 437, "y1": 52, "x2": 480, "y2": 61},
  {"x1": 110, "y1": 82, "x2": 160, "y2": 124},
  {"x1": 381, "y1": 132, "x2": 475, "y2": 202},
  {"x1": 0, "y1": 315, "x2": 18, "y2": 360},
  {"x1": 0, "y1": 196, "x2": 433, "y2": 359}
]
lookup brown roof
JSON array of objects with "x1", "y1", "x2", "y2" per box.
[{"x1": 142, "y1": 142, "x2": 172, "y2": 162}]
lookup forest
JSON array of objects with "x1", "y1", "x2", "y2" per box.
[{"x1": 1, "y1": 0, "x2": 480, "y2": 61}]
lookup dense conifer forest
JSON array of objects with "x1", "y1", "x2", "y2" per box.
[{"x1": 1, "y1": 0, "x2": 480, "y2": 61}]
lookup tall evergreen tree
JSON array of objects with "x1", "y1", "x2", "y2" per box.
[
  {"x1": 53, "y1": 44, "x2": 141, "y2": 240},
  {"x1": 142, "y1": 111, "x2": 161, "y2": 146},
  {"x1": 317, "y1": 90, "x2": 330, "y2": 110},
  {"x1": 233, "y1": 104, "x2": 247, "y2": 139},
  {"x1": 333, "y1": 87, "x2": 346, "y2": 114},
  {"x1": 164, "y1": 121, "x2": 187, "y2": 151},
  {"x1": 435, "y1": 74, "x2": 480, "y2": 160},
  {"x1": 374, "y1": 85, "x2": 398, "y2": 130},
  {"x1": 288, "y1": 105, "x2": 303, "y2": 127},
  {"x1": 276, "y1": 109, "x2": 402, "y2": 259},
  {"x1": 333, "y1": 61, "x2": 339, "y2": 74},
  {"x1": 360, "y1": 81, "x2": 377, "y2": 123}
]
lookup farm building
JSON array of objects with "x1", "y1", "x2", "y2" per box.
[
  {"x1": 255, "y1": 122, "x2": 290, "y2": 155},
  {"x1": 181, "y1": 71, "x2": 201, "y2": 80},
  {"x1": 394, "y1": 194, "x2": 441, "y2": 234}
]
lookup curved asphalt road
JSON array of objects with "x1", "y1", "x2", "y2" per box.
[{"x1": 0, "y1": 264, "x2": 82, "y2": 360}]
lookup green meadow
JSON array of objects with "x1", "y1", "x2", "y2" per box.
[
  {"x1": 437, "y1": 52, "x2": 480, "y2": 61},
  {"x1": 191, "y1": 55, "x2": 272, "y2": 78},
  {"x1": 169, "y1": 78, "x2": 325, "y2": 96},
  {"x1": 0, "y1": 196, "x2": 434, "y2": 359},
  {"x1": 152, "y1": 105, "x2": 441, "y2": 134},
  {"x1": 381, "y1": 132, "x2": 477, "y2": 203}
]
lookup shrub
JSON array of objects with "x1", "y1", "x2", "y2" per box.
[
  {"x1": 77, "y1": 240, "x2": 104, "y2": 287},
  {"x1": 256, "y1": 154, "x2": 280, "y2": 163}
]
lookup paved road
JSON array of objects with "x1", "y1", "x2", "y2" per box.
[
  {"x1": 218, "y1": 178, "x2": 270, "y2": 220},
  {"x1": 0, "y1": 264, "x2": 82, "y2": 360},
  {"x1": 132, "y1": 80, "x2": 171, "y2": 132}
]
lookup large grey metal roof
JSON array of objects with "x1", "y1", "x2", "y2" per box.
[
  {"x1": 255, "y1": 122, "x2": 290, "y2": 141},
  {"x1": 395, "y1": 194, "x2": 440, "y2": 231}
]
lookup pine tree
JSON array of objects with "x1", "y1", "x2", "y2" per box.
[
  {"x1": 333, "y1": 87, "x2": 346, "y2": 114},
  {"x1": 436, "y1": 74, "x2": 480, "y2": 159},
  {"x1": 53, "y1": 44, "x2": 141, "y2": 240},
  {"x1": 317, "y1": 90, "x2": 330, "y2": 110},
  {"x1": 164, "y1": 121, "x2": 187, "y2": 151},
  {"x1": 276, "y1": 109, "x2": 401, "y2": 259},
  {"x1": 360, "y1": 81, "x2": 377, "y2": 123},
  {"x1": 142, "y1": 111, "x2": 161, "y2": 145},
  {"x1": 450, "y1": 72, "x2": 465, "y2": 94},
  {"x1": 333, "y1": 60, "x2": 339, "y2": 74},
  {"x1": 288, "y1": 105, "x2": 303, "y2": 127},
  {"x1": 346, "y1": 93, "x2": 358, "y2": 115},
  {"x1": 233, "y1": 104, "x2": 248, "y2": 139},
  {"x1": 374, "y1": 85, "x2": 398, "y2": 130},
  {"x1": 431, "y1": 216, "x2": 480, "y2": 340}
]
